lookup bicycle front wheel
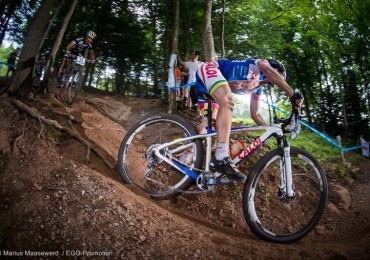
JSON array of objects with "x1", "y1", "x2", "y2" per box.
[
  {"x1": 243, "y1": 147, "x2": 328, "y2": 243},
  {"x1": 56, "y1": 72, "x2": 68, "y2": 102},
  {"x1": 118, "y1": 114, "x2": 204, "y2": 200},
  {"x1": 65, "y1": 68, "x2": 82, "y2": 105}
]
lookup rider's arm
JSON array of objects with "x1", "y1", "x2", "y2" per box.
[
  {"x1": 257, "y1": 59, "x2": 303, "y2": 109},
  {"x1": 250, "y1": 93, "x2": 267, "y2": 125},
  {"x1": 228, "y1": 79, "x2": 267, "y2": 92},
  {"x1": 65, "y1": 41, "x2": 75, "y2": 53},
  {"x1": 258, "y1": 59, "x2": 294, "y2": 97}
]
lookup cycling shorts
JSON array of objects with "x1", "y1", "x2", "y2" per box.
[
  {"x1": 198, "y1": 101, "x2": 219, "y2": 110},
  {"x1": 196, "y1": 62, "x2": 228, "y2": 97}
]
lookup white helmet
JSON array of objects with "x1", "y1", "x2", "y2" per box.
[{"x1": 86, "y1": 31, "x2": 96, "y2": 39}]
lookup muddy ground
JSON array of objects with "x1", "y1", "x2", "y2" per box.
[{"x1": 0, "y1": 88, "x2": 369, "y2": 259}]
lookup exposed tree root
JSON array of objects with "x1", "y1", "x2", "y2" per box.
[
  {"x1": 12, "y1": 118, "x2": 27, "y2": 154},
  {"x1": 12, "y1": 99, "x2": 114, "y2": 170},
  {"x1": 36, "y1": 97, "x2": 82, "y2": 124}
]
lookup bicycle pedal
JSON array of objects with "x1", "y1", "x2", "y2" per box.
[
  {"x1": 202, "y1": 174, "x2": 237, "y2": 185},
  {"x1": 216, "y1": 177, "x2": 238, "y2": 185}
]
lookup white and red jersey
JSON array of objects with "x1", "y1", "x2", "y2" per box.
[{"x1": 196, "y1": 58, "x2": 266, "y2": 96}]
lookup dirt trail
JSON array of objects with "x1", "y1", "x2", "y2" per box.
[{"x1": 0, "y1": 91, "x2": 369, "y2": 259}]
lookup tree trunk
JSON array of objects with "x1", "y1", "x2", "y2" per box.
[
  {"x1": 168, "y1": 0, "x2": 180, "y2": 114},
  {"x1": 8, "y1": 0, "x2": 57, "y2": 97},
  {"x1": 37, "y1": 1, "x2": 62, "y2": 55},
  {"x1": 202, "y1": 0, "x2": 217, "y2": 62},
  {"x1": 34, "y1": 0, "x2": 64, "y2": 91},
  {"x1": 44, "y1": 0, "x2": 77, "y2": 89},
  {"x1": 115, "y1": 66, "x2": 125, "y2": 94},
  {"x1": 316, "y1": 58, "x2": 326, "y2": 131},
  {"x1": 220, "y1": 0, "x2": 226, "y2": 58}
]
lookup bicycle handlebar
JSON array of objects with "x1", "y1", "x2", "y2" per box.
[
  {"x1": 63, "y1": 50, "x2": 95, "y2": 63},
  {"x1": 280, "y1": 109, "x2": 301, "y2": 139}
]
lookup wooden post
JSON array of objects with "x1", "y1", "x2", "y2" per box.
[{"x1": 337, "y1": 135, "x2": 346, "y2": 164}]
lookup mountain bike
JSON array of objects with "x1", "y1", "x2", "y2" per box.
[
  {"x1": 57, "y1": 53, "x2": 91, "y2": 105},
  {"x1": 117, "y1": 98, "x2": 328, "y2": 244}
]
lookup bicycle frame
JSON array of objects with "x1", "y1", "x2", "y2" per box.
[
  {"x1": 147, "y1": 122, "x2": 295, "y2": 196},
  {"x1": 67, "y1": 57, "x2": 83, "y2": 74},
  {"x1": 62, "y1": 54, "x2": 88, "y2": 77}
]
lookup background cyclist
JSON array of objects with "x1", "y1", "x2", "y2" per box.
[
  {"x1": 196, "y1": 58, "x2": 304, "y2": 182},
  {"x1": 57, "y1": 31, "x2": 96, "y2": 85}
]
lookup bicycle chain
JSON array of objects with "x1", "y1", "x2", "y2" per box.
[{"x1": 143, "y1": 163, "x2": 218, "y2": 194}]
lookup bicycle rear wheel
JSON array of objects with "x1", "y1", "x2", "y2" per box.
[
  {"x1": 118, "y1": 114, "x2": 204, "y2": 200},
  {"x1": 65, "y1": 68, "x2": 82, "y2": 105},
  {"x1": 243, "y1": 147, "x2": 328, "y2": 243}
]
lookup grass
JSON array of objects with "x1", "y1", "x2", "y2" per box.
[{"x1": 289, "y1": 128, "x2": 342, "y2": 161}]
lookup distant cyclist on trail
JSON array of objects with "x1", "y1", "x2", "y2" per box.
[
  {"x1": 196, "y1": 58, "x2": 304, "y2": 182},
  {"x1": 57, "y1": 31, "x2": 96, "y2": 85}
]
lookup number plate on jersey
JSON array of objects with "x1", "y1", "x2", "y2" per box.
[{"x1": 76, "y1": 55, "x2": 86, "y2": 65}]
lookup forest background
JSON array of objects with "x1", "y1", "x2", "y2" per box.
[{"x1": 0, "y1": 0, "x2": 369, "y2": 145}]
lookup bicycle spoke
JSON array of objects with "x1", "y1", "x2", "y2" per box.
[
  {"x1": 118, "y1": 115, "x2": 204, "y2": 199},
  {"x1": 244, "y1": 147, "x2": 327, "y2": 243},
  {"x1": 66, "y1": 70, "x2": 81, "y2": 105}
]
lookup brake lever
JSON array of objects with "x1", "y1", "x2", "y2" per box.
[{"x1": 281, "y1": 109, "x2": 300, "y2": 132}]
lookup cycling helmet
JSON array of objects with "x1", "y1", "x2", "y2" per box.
[
  {"x1": 267, "y1": 58, "x2": 286, "y2": 80},
  {"x1": 86, "y1": 31, "x2": 96, "y2": 39}
]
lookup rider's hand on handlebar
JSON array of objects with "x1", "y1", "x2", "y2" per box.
[
  {"x1": 290, "y1": 91, "x2": 304, "y2": 112},
  {"x1": 64, "y1": 50, "x2": 71, "y2": 58},
  {"x1": 282, "y1": 91, "x2": 304, "y2": 134}
]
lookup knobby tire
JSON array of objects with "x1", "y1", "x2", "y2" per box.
[
  {"x1": 117, "y1": 114, "x2": 204, "y2": 200},
  {"x1": 243, "y1": 146, "x2": 328, "y2": 243},
  {"x1": 65, "y1": 68, "x2": 82, "y2": 105}
]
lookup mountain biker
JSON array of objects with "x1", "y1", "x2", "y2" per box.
[
  {"x1": 57, "y1": 31, "x2": 97, "y2": 85},
  {"x1": 196, "y1": 58, "x2": 304, "y2": 182}
]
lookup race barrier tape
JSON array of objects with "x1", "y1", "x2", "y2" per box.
[
  {"x1": 0, "y1": 61, "x2": 15, "y2": 67},
  {"x1": 166, "y1": 82, "x2": 197, "y2": 90},
  {"x1": 268, "y1": 103, "x2": 361, "y2": 152}
]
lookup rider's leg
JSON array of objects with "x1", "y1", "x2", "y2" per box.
[
  {"x1": 196, "y1": 61, "x2": 245, "y2": 181},
  {"x1": 190, "y1": 84, "x2": 199, "y2": 110},
  {"x1": 250, "y1": 93, "x2": 267, "y2": 125},
  {"x1": 183, "y1": 87, "x2": 190, "y2": 108},
  {"x1": 197, "y1": 101, "x2": 218, "y2": 134},
  {"x1": 212, "y1": 85, "x2": 233, "y2": 160},
  {"x1": 57, "y1": 58, "x2": 67, "y2": 79},
  {"x1": 210, "y1": 84, "x2": 246, "y2": 181}
]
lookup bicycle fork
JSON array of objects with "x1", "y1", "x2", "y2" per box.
[{"x1": 278, "y1": 140, "x2": 296, "y2": 200}]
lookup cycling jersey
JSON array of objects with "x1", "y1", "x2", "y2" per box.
[
  {"x1": 196, "y1": 58, "x2": 266, "y2": 96},
  {"x1": 70, "y1": 37, "x2": 93, "y2": 55}
]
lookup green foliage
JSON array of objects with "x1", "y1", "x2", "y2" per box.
[
  {"x1": 2, "y1": 0, "x2": 369, "y2": 142},
  {"x1": 290, "y1": 128, "x2": 341, "y2": 161},
  {"x1": 0, "y1": 44, "x2": 16, "y2": 76}
]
